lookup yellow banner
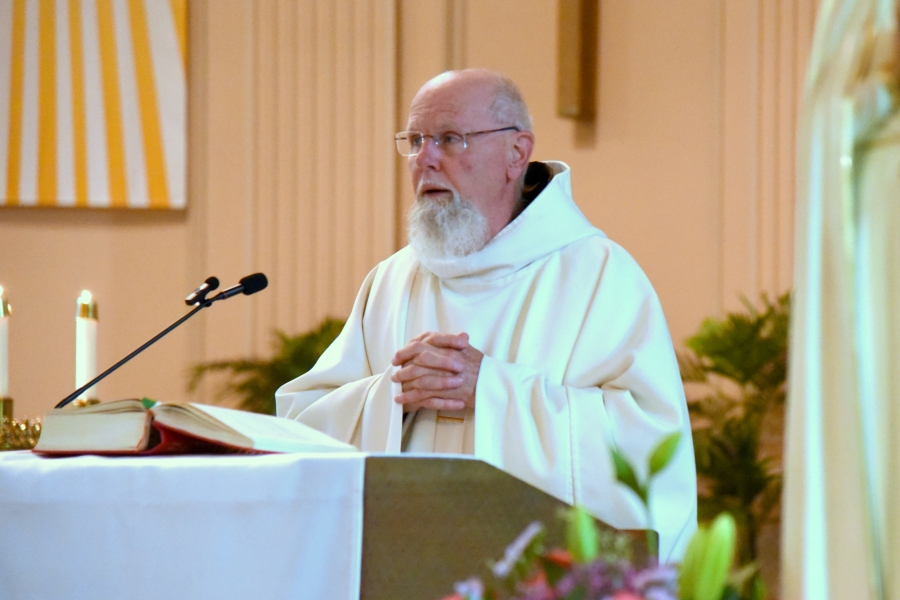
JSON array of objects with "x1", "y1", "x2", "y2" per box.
[{"x1": 0, "y1": 0, "x2": 186, "y2": 209}]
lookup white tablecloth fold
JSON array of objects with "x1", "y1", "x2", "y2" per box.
[{"x1": 0, "y1": 450, "x2": 367, "y2": 600}]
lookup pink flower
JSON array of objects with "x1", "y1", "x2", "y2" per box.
[
  {"x1": 612, "y1": 592, "x2": 645, "y2": 600},
  {"x1": 543, "y1": 548, "x2": 573, "y2": 569}
]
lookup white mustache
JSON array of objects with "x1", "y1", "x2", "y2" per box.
[{"x1": 416, "y1": 181, "x2": 456, "y2": 198}]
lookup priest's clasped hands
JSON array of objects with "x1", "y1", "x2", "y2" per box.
[{"x1": 391, "y1": 331, "x2": 483, "y2": 412}]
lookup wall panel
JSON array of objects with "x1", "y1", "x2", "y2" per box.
[
  {"x1": 198, "y1": 0, "x2": 398, "y2": 367},
  {"x1": 721, "y1": 0, "x2": 817, "y2": 311}
]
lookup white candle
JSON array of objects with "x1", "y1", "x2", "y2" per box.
[
  {"x1": 0, "y1": 286, "x2": 9, "y2": 399},
  {"x1": 75, "y1": 290, "x2": 98, "y2": 400}
]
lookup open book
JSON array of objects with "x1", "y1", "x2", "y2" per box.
[{"x1": 33, "y1": 399, "x2": 356, "y2": 456}]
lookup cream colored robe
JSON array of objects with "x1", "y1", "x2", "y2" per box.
[{"x1": 276, "y1": 162, "x2": 697, "y2": 562}]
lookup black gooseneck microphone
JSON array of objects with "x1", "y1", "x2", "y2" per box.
[
  {"x1": 55, "y1": 273, "x2": 269, "y2": 409},
  {"x1": 213, "y1": 273, "x2": 268, "y2": 301},
  {"x1": 185, "y1": 276, "x2": 219, "y2": 306}
]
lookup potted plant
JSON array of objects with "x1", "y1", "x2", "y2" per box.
[
  {"x1": 189, "y1": 318, "x2": 345, "y2": 415},
  {"x1": 678, "y1": 294, "x2": 789, "y2": 565}
]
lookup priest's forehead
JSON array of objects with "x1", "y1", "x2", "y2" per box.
[{"x1": 407, "y1": 71, "x2": 501, "y2": 132}]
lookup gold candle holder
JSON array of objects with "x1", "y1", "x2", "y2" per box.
[
  {"x1": 1, "y1": 397, "x2": 12, "y2": 422},
  {"x1": 0, "y1": 286, "x2": 10, "y2": 401},
  {"x1": 0, "y1": 397, "x2": 42, "y2": 451}
]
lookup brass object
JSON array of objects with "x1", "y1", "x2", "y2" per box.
[
  {"x1": 436, "y1": 414, "x2": 464, "y2": 423},
  {"x1": 557, "y1": 0, "x2": 598, "y2": 120},
  {"x1": 0, "y1": 296, "x2": 10, "y2": 317},
  {"x1": 71, "y1": 398, "x2": 101, "y2": 408},
  {"x1": 77, "y1": 299, "x2": 98, "y2": 320},
  {"x1": 0, "y1": 399, "x2": 42, "y2": 451},
  {"x1": 1, "y1": 398, "x2": 12, "y2": 420}
]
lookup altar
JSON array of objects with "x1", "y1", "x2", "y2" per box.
[
  {"x1": 0, "y1": 451, "x2": 637, "y2": 600},
  {"x1": 0, "y1": 451, "x2": 366, "y2": 599}
]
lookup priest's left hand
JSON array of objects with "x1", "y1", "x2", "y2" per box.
[{"x1": 390, "y1": 331, "x2": 483, "y2": 412}]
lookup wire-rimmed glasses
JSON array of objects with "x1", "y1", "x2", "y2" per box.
[{"x1": 395, "y1": 126, "x2": 520, "y2": 157}]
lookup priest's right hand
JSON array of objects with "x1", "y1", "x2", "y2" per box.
[{"x1": 390, "y1": 331, "x2": 483, "y2": 412}]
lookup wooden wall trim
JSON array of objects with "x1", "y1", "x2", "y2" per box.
[
  {"x1": 720, "y1": 0, "x2": 816, "y2": 310},
  {"x1": 195, "y1": 0, "x2": 398, "y2": 371}
]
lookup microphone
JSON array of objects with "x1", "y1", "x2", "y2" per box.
[
  {"x1": 208, "y1": 273, "x2": 268, "y2": 302},
  {"x1": 56, "y1": 273, "x2": 269, "y2": 409},
  {"x1": 185, "y1": 277, "x2": 219, "y2": 306}
]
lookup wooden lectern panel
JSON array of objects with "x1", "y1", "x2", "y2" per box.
[{"x1": 360, "y1": 456, "x2": 654, "y2": 600}]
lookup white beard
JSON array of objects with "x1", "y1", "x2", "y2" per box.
[{"x1": 407, "y1": 187, "x2": 491, "y2": 260}]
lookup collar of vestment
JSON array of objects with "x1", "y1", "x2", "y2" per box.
[{"x1": 413, "y1": 161, "x2": 605, "y2": 282}]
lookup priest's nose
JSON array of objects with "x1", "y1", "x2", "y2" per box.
[{"x1": 413, "y1": 139, "x2": 442, "y2": 170}]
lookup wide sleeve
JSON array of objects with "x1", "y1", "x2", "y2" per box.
[
  {"x1": 275, "y1": 267, "x2": 405, "y2": 451},
  {"x1": 473, "y1": 245, "x2": 697, "y2": 563}
]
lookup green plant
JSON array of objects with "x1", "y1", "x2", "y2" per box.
[
  {"x1": 441, "y1": 432, "x2": 768, "y2": 600},
  {"x1": 440, "y1": 435, "x2": 687, "y2": 600},
  {"x1": 613, "y1": 434, "x2": 767, "y2": 600},
  {"x1": 612, "y1": 431, "x2": 683, "y2": 558},
  {"x1": 678, "y1": 293, "x2": 789, "y2": 565},
  {"x1": 189, "y1": 318, "x2": 345, "y2": 415}
]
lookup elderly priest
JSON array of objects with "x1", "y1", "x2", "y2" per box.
[{"x1": 276, "y1": 69, "x2": 697, "y2": 562}]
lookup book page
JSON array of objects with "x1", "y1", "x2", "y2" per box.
[
  {"x1": 188, "y1": 404, "x2": 357, "y2": 453},
  {"x1": 56, "y1": 398, "x2": 148, "y2": 415}
]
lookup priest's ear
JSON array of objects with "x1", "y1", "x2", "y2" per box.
[{"x1": 506, "y1": 130, "x2": 535, "y2": 182}]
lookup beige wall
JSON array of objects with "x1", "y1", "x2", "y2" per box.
[{"x1": 0, "y1": 0, "x2": 815, "y2": 419}]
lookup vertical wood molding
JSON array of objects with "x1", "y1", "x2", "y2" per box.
[
  {"x1": 250, "y1": 0, "x2": 397, "y2": 352},
  {"x1": 185, "y1": 0, "x2": 210, "y2": 401},
  {"x1": 195, "y1": 0, "x2": 397, "y2": 371},
  {"x1": 445, "y1": 0, "x2": 466, "y2": 70},
  {"x1": 720, "y1": 0, "x2": 816, "y2": 310},
  {"x1": 721, "y1": 1, "x2": 760, "y2": 310},
  {"x1": 199, "y1": 0, "x2": 257, "y2": 371}
]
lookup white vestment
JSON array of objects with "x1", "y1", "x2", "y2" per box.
[{"x1": 276, "y1": 162, "x2": 697, "y2": 562}]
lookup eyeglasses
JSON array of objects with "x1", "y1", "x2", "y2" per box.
[{"x1": 394, "y1": 126, "x2": 520, "y2": 156}]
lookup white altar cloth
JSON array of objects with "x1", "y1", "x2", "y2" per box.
[{"x1": 0, "y1": 450, "x2": 368, "y2": 600}]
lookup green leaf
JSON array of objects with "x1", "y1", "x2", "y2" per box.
[
  {"x1": 564, "y1": 506, "x2": 599, "y2": 564},
  {"x1": 649, "y1": 431, "x2": 682, "y2": 476},
  {"x1": 540, "y1": 555, "x2": 568, "y2": 586},
  {"x1": 678, "y1": 526, "x2": 708, "y2": 600},
  {"x1": 695, "y1": 513, "x2": 736, "y2": 600},
  {"x1": 680, "y1": 292, "x2": 790, "y2": 565},
  {"x1": 611, "y1": 449, "x2": 646, "y2": 503},
  {"x1": 727, "y1": 562, "x2": 767, "y2": 600},
  {"x1": 749, "y1": 574, "x2": 768, "y2": 600},
  {"x1": 719, "y1": 585, "x2": 741, "y2": 600}
]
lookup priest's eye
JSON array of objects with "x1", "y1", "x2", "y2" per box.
[
  {"x1": 408, "y1": 134, "x2": 425, "y2": 150},
  {"x1": 440, "y1": 132, "x2": 464, "y2": 147}
]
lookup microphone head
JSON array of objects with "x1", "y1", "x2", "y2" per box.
[
  {"x1": 240, "y1": 273, "x2": 268, "y2": 296},
  {"x1": 185, "y1": 276, "x2": 221, "y2": 306}
]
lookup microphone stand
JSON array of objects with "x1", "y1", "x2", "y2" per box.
[
  {"x1": 55, "y1": 273, "x2": 268, "y2": 409},
  {"x1": 56, "y1": 300, "x2": 213, "y2": 409}
]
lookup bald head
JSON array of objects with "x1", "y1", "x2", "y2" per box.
[{"x1": 413, "y1": 69, "x2": 533, "y2": 133}]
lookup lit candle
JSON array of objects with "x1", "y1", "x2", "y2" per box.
[
  {"x1": 75, "y1": 290, "x2": 99, "y2": 401},
  {"x1": 0, "y1": 286, "x2": 10, "y2": 399}
]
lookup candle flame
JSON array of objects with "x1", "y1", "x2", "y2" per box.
[{"x1": 79, "y1": 290, "x2": 93, "y2": 303}]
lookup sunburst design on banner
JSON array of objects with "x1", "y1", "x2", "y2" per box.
[{"x1": 0, "y1": 0, "x2": 186, "y2": 209}]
